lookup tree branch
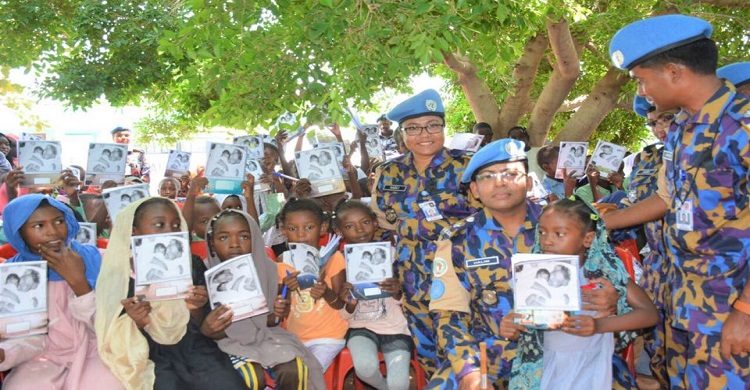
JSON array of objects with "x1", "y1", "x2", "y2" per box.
[
  {"x1": 495, "y1": 33, "x2": 549, "y2": 139},
  {"x1": 443, "y1": 52, "x2": 502, "y2": 132},
  {"x1": 554, "y1": 67, "x2": 630, "y2": 142},
  {"x1": 526, "y1": 19, "x2": 580, "y2": 146}
]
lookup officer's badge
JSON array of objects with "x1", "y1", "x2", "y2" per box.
[
  {"x1": 425, "y1": 99, "x2": 438, "y2": 112},
  {"x1": 433, "y1": 257, "x2": 449, "y2": 278},
  {"x1": 611, "y1": 50, "x2": 624, "y2": 69},
  {"x1": 481, "y1": 289, "x2": 498, "y2": 305}
]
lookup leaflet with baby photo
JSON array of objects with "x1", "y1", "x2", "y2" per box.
[
  {"x1": 102, "y1": 184, "x2": 150, "y2": 223},
  {"x1": 205, "y1": 142, "x2": 247, "y2": 194},
  {"x1": 233, "y1": 135, "x2": 265, "y2": 159},
  {"x1": 281, "y1": 243, "x2": 320, "y2": 289},
  {"x1": 314, "y1": 141, "x2": 346, "y2": 174},
  {"x1": 243, "y1": 158, "x2": 268, "y2": 191},
  {"x1": 449, "y1": 133, "x2": 484, "y2": 152},
  {"x1": 132, "y1": 232, "x2": 193, "y2": 301},
  {"x1": 344, "y1": 242, "x2": 393, "y2": 300},
  {"x1": 360, "y1": 124, "x2": 384, "y2": 160},
  {"x1": 511, "y1": 253, "x2": 581, "y2": 328},
  {"x1": 587, "y1": 140, "x2": 627, "y2": 179},
  {"x1": 526, "y1": 172, "x2": 550, "y2": 202},
  {"x1": 555, "y1": 141, "x2": 588, "y2": 179},
  {"x1": 17, "y1": 140, "x2": 62, "y2": 188},
  {"x1": 85, "y1": 143, "x2": 128, "y2": 185},
  {"x1": 205, "y1": 254, "x2": 268, "y2": 322},
  {"x1": 76, "y1": 222, "x2": 98, "y2": 246},
  {"x1": 164, "y1": 150, "x2": 191, "y2": 178},
  {"x1": 294, "y1": 147, "x2": 345, "y2": 197},
  {"x1": 0, "y1": 261, "x2": 48, "y2": 338}
]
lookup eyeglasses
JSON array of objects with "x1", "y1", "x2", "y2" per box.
[
  {"x1": 402, "y1": 123, "x2": 445, "y2": 136},
  {"x1": 646, "y1": 113, "x2": 675, "y2": 128},
  {"x1": 475, "y1": 170, "x2": 526, "y2": 183}
]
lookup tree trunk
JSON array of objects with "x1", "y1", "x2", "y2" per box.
[
  {"x1": 554, "y1": 67, "x2": 630, "y2": 142},
  {"x1": 526, "y1": 19, "x2": 580, "y2": 146},
  {"x1": 443, "y1": 52, "x2": 502, "y2": 134},
  {"x1": 495, "y1": 33, "x2": 549, "y2": 139}
]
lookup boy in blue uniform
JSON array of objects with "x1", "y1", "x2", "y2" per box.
[{"x1": 606, "y1": 14, "x2": 750, "y2": 388}]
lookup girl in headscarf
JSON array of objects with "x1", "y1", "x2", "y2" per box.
[
  {"x1": 0, "y1": 194, "x2": 121, "y2": 389},
  {"x1": 500, "y1": 198, "x2": 658, "y2": 389},
  {"x1": 95, "y1": 197, "x2": 245, "y2": 390},
  {"x1": 201, "y1": 208, "x2": 326, "y2": 389}
]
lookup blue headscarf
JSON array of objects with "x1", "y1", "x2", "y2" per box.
[{"x1": 3, "y1": 194, "x2": 101, "y2": 288}]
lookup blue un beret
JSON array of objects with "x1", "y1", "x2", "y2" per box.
[
  {"x1": 461, "y1": 138, "x2": 527, "y2": 184},
  {"x1": 609, "y1": 15, "x2": 713, "y2": 71},
  {"x1": 387, "y1": 89, "x2": 445, "y2": 124},
  {"x1": 633, "y1": 95, "x2": 654, "y2": 117},
  {"x1": 718, "y1": 62, "x2": 750, "y2": 88}
]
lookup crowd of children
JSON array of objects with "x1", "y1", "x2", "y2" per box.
[{"x1": 0, "y1": 13, "x2": 747, "y2": 390}]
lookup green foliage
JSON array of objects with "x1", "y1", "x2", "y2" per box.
[{"x1": 0, "y1": 0, "x2": 748, "y2": 146}]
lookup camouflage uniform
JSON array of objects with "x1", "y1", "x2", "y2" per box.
[
  {"x1": 426, "y1": 203, "x2": 541, "y2": 388},
  {"x1": 626, "y1": 143, "x2": 669, "y2": 386},
  {"x1": 372, "y1": 148, "x2": 477, "y2": 376},
  {"x1": 661, "y1": 81, "x2": 750, "y2": 389}
]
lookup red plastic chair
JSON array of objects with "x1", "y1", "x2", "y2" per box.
[
  {"x1": 615, "y1": 245, "x2": 639, "y2": 378},
  {"x1": 332, "y1": 347, "x2": 426, "y2": 390}
]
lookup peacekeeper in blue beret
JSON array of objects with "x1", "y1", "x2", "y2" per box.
[
  {"x1": 426, "y1": 139, "x2": 619, "y2": 389},
  {"x1": 606, "y1": 14, "x2": 750, "y2": 389},
  {"x1": 718, "y1": 61, "x2": 750, "y2": 95},
  {"x1": 624, "y1": 93, "x2": 676, "y2": 387},
  {"x1": 370, "y1": 89, "x2": 479, "y2": 377}
]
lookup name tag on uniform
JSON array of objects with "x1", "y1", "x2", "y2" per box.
[
  {"x1": 636, "y1": 168, "x2": 656, "y2": 176},
  {"x1": 676, "y1": 199, "x2": 694, "y2": 231},
  {"x1": 663, "y1": 150, "x2": 673, "y2": 162},
  {"x1": 418, "y1": 201, "x2": 443, "y2": 221},
  {"x1": 465, "y1": 256, "x2": 500, "y2": 268},
  {"x1": 383, "y1": 185, "x2": 406, "y2": 192}
]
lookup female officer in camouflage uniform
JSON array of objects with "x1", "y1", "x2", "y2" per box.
[{"x1": 371, "y1": 89, "x2": 477, "y2": 376}]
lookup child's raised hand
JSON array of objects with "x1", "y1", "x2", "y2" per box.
[
  {"x1": 200, "y1": 304, "x2": 233, "y2": 337},
  {"x1": 609, "y1": 171, "x2": 625, "y2": 189},
  {"x1": 188, "y1": 176, "x2": 209, "y2": 196},
  {"x1": 581, "y1": 278, "x2": 618, "y2": 318},
  {"x1": 121, "y1": 296, "x2": 152, "y2": 328},
  {"x1": 562, "y1": 315, "x2": 597, "y2": 336},
  {"x1": 292, "y1": 179, "x2": 313, "y2": 198},
  {"x1": 499, "y1": 312, "x2": 527, "y2": 341},
  {"x1": 272, "y1": 295, "x2": 290, "y2": 320},
  {"x1": 282, "y1": 271, "x2": 301, "y2": 293},
  {"x1": 242, "y1": 174, "x2": 255, "y2": 196},
  {"x1": 185, "y1": 286, "x2": 208, "y2": 311},
  {"x1": 586, "y1": 166, "x2": 600, "y2": 188},
  {"x1": 5, "y1": 167, "x2": 25, "y2": 189}
]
